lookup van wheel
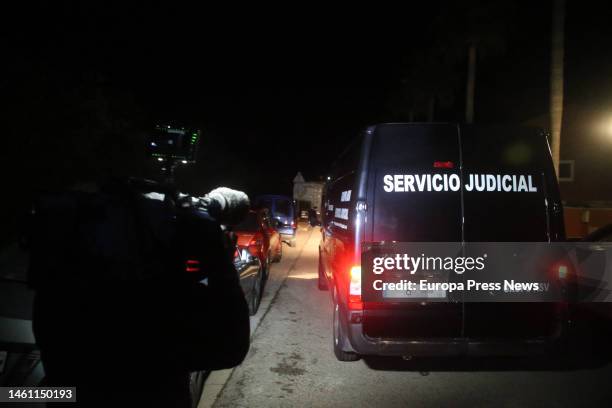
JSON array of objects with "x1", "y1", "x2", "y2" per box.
[
  {"x1": 333, "y1": 301, "x2": 360, "y2": 362},
  {"x1": 318, "y1": 252, "x2": 328, "y2": 291}
]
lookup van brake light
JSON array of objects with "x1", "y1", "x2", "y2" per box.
[
  {"x1": 349, "y1": 266, "x2": 363, "y2": 310},
  {"x1": 434, "y1": 161, "x2": 454, "y2": 169}
]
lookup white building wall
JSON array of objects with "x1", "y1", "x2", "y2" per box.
[{"x1": 293, "y1": 172, "x2": 324, "y2": 210}]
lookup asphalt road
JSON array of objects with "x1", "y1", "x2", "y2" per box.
[{"x1": 212, "y1": 226, "x2": 612, "y2": 408}]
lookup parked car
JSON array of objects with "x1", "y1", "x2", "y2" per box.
[
  {"x1": 582, "y1": 224, "x2": 612, "y2": 242},
  {"x1": 0, "y1": 244, "x2": 45, "y2": 396},
  {"x1": 253, "y1": 195, "x2": 297, "y2": 247},
  {"x1": 234, "y1": 246, "x2": 265, "y2": 316},
  {"x1": 234, "y1": 209, "x2": 282, "y2": 280},
  {"x1": 572, "y1": 224, "x2": 612, "y2": 321},
  {"x1": 319, "y1": 123, "x2": 567, "y2": 361},
  {"x1": 189, "y1": 370, "x2": 209, "y2": 408},
  {"x1": 188, "y1": 242, "x2": 262, "y2": 408}
]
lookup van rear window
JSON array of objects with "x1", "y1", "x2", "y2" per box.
[
  {"x1": 369, "y1": 124, "x2": 462, "y2": 242},
  {"x1": 460, "y1": 126, "x2": 549, "y2": 241},
  {"x1": 368, "y1": 124, "x2": 552, "y2": 243},
  {"x1": 275, "y1": 200, "x2": 292, "y2": 217}
]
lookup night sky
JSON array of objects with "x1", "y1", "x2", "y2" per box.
[{"x1": 3, "y1": 1, "x2": 612, "y2": 217}]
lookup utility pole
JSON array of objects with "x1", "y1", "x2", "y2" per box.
[{"x1": 550, "y1": 0, "x2": 565, "y2": 175}]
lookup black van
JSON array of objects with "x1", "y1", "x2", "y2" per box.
[{"x1": 318, "y1": 123, "x2": 566, "y2": 361}]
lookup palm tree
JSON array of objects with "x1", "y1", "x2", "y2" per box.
[
  {"x1": 391, "y1": 1, "x2": 513, "y2": 124},
  {"x1": 550, "y1": 0, "x2": 565, "y2": 175}
]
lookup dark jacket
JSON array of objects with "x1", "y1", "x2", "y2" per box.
[{"x1": 29, "y1": 186, "x2": 250, "y2": 406}]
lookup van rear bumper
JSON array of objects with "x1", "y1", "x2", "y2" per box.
[
  {"x1": 347, "y1": 327, "x2": 556, "y2": 357},
  {"x1": 344, "y1": 310, "x2": 565, "y2": 357}
]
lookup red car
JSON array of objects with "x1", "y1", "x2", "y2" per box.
[{"x1": 234, "y1": 209, "x2": 282, "y2": 279}]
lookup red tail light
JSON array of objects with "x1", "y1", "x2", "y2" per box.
[
  {"x1": 348, "y1": 265, "x2": 363, "y2": 310},
  {"x1": 434, "y1": 161, "x2": 454, "y2": 169},
  {"x1": 186, "y1": 259, "x2": 200, "y2": 273}
]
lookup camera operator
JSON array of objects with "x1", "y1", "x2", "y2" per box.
[{"x1": 28, "y1": 178, "x2": 251, "y2": 407}]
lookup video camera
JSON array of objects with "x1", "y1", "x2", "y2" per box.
[
  {"x1": 146, "y1": 125, "x2": 200, "y2": 180},
  {"x1": 142, "y1": 124, "x2": 249, "y2": 266},
  {"x1": 143, "y1": 124, "x2": 249, "y2": 225}
]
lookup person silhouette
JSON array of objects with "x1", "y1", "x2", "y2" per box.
[{"x1": 28, "y1": 179, "x2": 250, "y2": 407}]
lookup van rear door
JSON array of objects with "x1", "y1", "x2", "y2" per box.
[
  {"x1": 461, "y1": 125, "x2": 555, "y2": 242},
  {"x1": 460, "y1": 125, "x2": 562, "y2": 339},
  {"x1": 364, "y1": 124, "x2": 463, "y2": 339}
]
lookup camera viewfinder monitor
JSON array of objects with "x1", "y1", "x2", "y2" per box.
[{"x1": 147, "y1": 125, "x2": 200, "y2": 164}]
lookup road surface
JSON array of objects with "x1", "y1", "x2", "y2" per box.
[{"x1": 206, "y1": 225, "x2": 612, "y2": 408}]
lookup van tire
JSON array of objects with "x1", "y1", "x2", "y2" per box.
[
  {"x1": 333, "y1": 301, "x2": 360, "y2": 362},
  {"x1": 318, "y1": 251, "x2": 328, "y2": 291}
]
